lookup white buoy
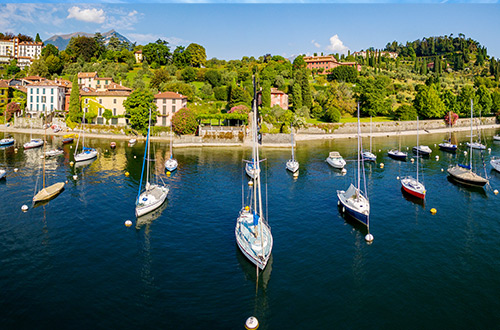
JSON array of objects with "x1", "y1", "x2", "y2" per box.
[
  {"x1": 14, "y1": 168, "x2": 18, "y2": 172},
  {"x1": 378, "y1": 149, "x2": 381, "y2": 152},
  {"x1": 65, "y1": 180, "x2": 68, "y2": 184},
  {"x1": 397, "y1": 176, "x2": 400, "y2": 180},
  {"x1": 380, "y1": 163, "x2": 384, "y2": 168},
  {"x1": 40, "y1": 155, "x2": 44, "y2": 159},
  {"x1": 365, "y1": 233, "x2": 374, "y2": 242},
  {"x1": 293, "y1": 171, "x2": 299, "y2": 178},
  {"x1": 411, "y1": 158, "x2": 415, "y2": 163},
  {"x1": 125, "y1": 220, "x2": 133, "y2": 227},
  {"x1": 341, "y1": 168, "x2": 347, "y2": 174},
  {"x1": 248, "y1": 180, "x2": 253, "y2": 186},
  {"x1": 70, "y1": 145, "x2": 72, "y2": 149},
  {"x1": 134, "y1": 155, "x2": 137, "y2": 159},
  {"x1": 406, "y1": 146, "x2": 409, "y2": 150},
  {"x1": 488, "y1": 148, "x2": 491, "y2": 154},
  {"x1": 245, "y1": 316, "x2": 259, "y2": 330},
  {"x1": 435, "y1": 155, "x2": 439, "y2": 161},
  {"x1": 14, "y1": 148, "x2": 18, "y2": 152},
  {"x1": 21, "y1": 205, "x2": 28, "y2": 212},
  {"x1": 464, "y1": 151, "x2": 467, "y2": 156},
  {"x1": 441, "y1": 168, "x2": 444, "y2": 172},
  {"x1": 73, "y1": 174, "x2": 77, "y2": 180}
]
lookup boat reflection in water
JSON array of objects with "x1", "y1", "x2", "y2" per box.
[
  {"x1": 74, "y1": 157, "x2": 97, "y2": 168},
  {"x1": 337, "y1": 203, "x2": 371, "y2": 236},
  {"x1": 237, "y1": 249, "x2": 273, "y2": 290},
  {"x1": 446, "y1": 176, "x2": 488, "y2": 198},
  {"x1": 32, "y1": 187, "x2": 65, "y2": 208},
  {"x1": 401, "y1": 187, "x2": 425, "y2": 208},
  {"x1": 135, "y1": 201, "x2": 167, "y2": 230}
]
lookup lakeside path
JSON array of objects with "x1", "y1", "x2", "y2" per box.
[{"x1": 2, "y1": 123, "x2": 500, "y2": 146}]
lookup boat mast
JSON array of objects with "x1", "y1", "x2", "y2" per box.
[
  {"x1": 416, "y1": 116, "x2": 419, "y2": 183},
  {"x1": 291, "y1": 123, "x2": 295, "y2": 162},
  {"x1": 357, "y1": 103, "x2": 360, "y2": 200},
  {"x1": 170, "y1": 120, "x2": 173, "y2": 158},
  {"x1": 370, "y1": 115, "x2": 372, "y2": 153},
  {"x1": 146, "y1": 108, "x2": 152, "y2": 188},
  {"x1": 470, "y1": 99, "x2": 473, "y2": 172},
  {"x1": 42, "y1": 108, "x2": 46, "y2": 189}
]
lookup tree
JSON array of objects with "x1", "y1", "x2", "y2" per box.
[
  {"x1": 457, "y1": 85, "x2": 477, "y2": 116},
  {"x1": 124, "y1": 89, "x2": 157, "y2": 135},
  {"x1": 94, "y1": 32, "x2": 106, "y2": 58},
  {"x1": 66, "y1": 36, "x2": 98, "y2": 62},
  {"x1": 324, "y1": 105, "x2": 341, "y2": 122},
  {"x1": 292, "y1": 55, "x2": 307, "y2": 71},
  {"x1": 298, "y1": 70, "x2": 312, "y2": 109},
  {"x1": 102, "y1": 109, "x2": 112, "y2": 125},
  {"x1": 413, "y1": 84, "x2": 446, "y2": 118},
  {"x1": 45, "y1": 54, "x2": 63, "y2": 75},
  {"x1": 290, "y1": 81, "x2": 302, "y2": 109},
  {"x1": 41, "y1": 44, "x2": 59, "y2": 58},
  {"x1": 181, "y1": 67, "x2": 197, "y2": 82},
  {"x1": 5, "y1": 102, "x2": 21, "y2": 122},
  {"x1": 149, "y1": 68, "x2": 171, "y2": 90},
  {"x1": 184, "y1": 43, "x2": 206, "y2": 68},
  {"x1": 393, "y1": 104, "x2": 417, "y2": 121},
  {"x1": 67, "y1": 76, "x2": 82, "y2": 124},
  {"x1": 261, "y1": 81, "x2": 271, "y2": 108},
  {"x1": 172, "y1": 46, "x2": 188, "y2": 68},
  {"x1": 204, "y1": 69, "x2": 222, "y2": 87},
  {"x1": 327, "y1": 65, "x2": 358, "y2": 83},
  {"x1": 6, "y1": 60, "x2": 20, "y2": 76},
  {"x1": 172, "y1": 107, "x2": 198, "y2": 135},
  {"x1": 143, "y1": 39, "x2": 171, "y2": 67},
  {"x1": 28, "y1": 58, "x2": 49, "y2": 78},
  {"x1": 35, "y1": 33, "x2": 42, "y2": 43},
  {"x1": 227, "y1": 83, "x2": 251, "y2": 108},
  {"x1": 476, "y1": 85, "x2": 492, "y2": 115}
]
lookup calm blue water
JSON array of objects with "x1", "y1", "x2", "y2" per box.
[{"x1": 2, "y1": 129, "x2": 500, "y2": 329}]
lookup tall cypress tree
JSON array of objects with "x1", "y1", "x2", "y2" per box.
[
  {"x1": 67, "y1": 75, "x2": 82, "y2": 123},
  {"x1": 35, "y1": 33, "x2": 42, "y2": 43},
  {"x1": 299, "y1": 70, "x2": 312, "y2": 109}
]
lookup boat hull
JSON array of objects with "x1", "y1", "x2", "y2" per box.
[
  {"x1": 388, "y1": 150, "x2": 407, "y2": 161},
  {"x1": 135, "y1": 185, "x2": 169, "y2": 217},
  {"x1": 33, "y1": 182, "x2": 65, "y2": 202},
  {"x1": 245, "y1": 162, "x2": 260, "y2": 179},
  {"x1": 286, "y1": 160, "x2": 299, "y2": 173},
  {"x1": 412, "y1": 146, "x2": 432, "y2": 156},
  {"x1": 438, "y1": 143, "x2": 457, "y2": 152},
  {"x1": 401, "y1": 177, "x2": 426, "y2": 199},
  {"x1": 0, "y1": 138, "x2": 14, "y2": 146},
  {"x1": 466, "y1": 142, "x2": 486, "y2": 150},
  {"x1": 362, "y1": 151, "x2": 376, "y2": 162},
  {"x1": 165, "y1": 158, "x2": 178, "y2": 172},
  {"x1": 447, "y1": 165, "x2": 488, "y2": 187},
  {"x1": 62, "y1": 138, "x2": 74, "y2": 144},
  {"x1": 337, "y1": 186, "x2": 370, "y2": 226},
  {"x1": 0, "y1": 169, "x2": 6, "y2": 180},
  {"x1": 326, "y1": 157, "x2": 346, "y2": 169},
  {"x1": 24, "y1": 139, "x2": 44, "y2": 149},
  {"x1": 74, "y1": 149, "x2": 98, "y2": 162},
  {"x1": 491, "y1": 159, "x2": 500, "y2": 173}
]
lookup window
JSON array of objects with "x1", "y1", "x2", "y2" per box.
[
  {"x1": 30, "y1": 95, "x2": 33, "y2": 102},
  {"x1": 43, "y1": 88, "x2": 45, "y2": 94},
  {"x1": 99, "y1": 99, "x2": 102, "y2": 104},
  {"x1": 172, "y1": 105, "x2": 176, "y2": 113},
  {"x1": 36, "y1": 104, "x2": 39, "y2": 111},
  {"x1": 84, "y1": 107, "x2": 88, "y2": 113},
  {"x1": 113, "y1": 99, "x2": 116, "y2": 104},
  {"x1": 36, "y1": 96, "x2": 39, "y2": 102},
  {"x1": 41, "y1": 96, "x2": 46, "y2": 103},
  {"x1": 30, "y1": 104, "x2": 32, "y2": 110},
  {"x1": 51, "y1": 96, "x2": 53, "y2": 103},
  {"x1": 51, "y1": 89, "x2": 54, "y2": 95},
  {"x1": 51, "y1": 105, "x2": 53, "y2": 110},
  {"x1": 36, "y1": 88, "x2": 39, "y2": 94},
  {"x1": 163, "y1": 98, "x2": 166, "y2": 104},
  {"x1": 98, "y1": 108, "x2": 102, "y2": 116},
  {"x1": 30, "y1": 88, "x2": 33, "y2": 94},
  {"x1": 113, "y1": 108, "x2": 116, "y2": 116},
  {"x1": 163, "y1": 105, "x2": 166, "y2": 115}
]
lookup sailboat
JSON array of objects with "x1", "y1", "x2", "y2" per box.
[
  {"x1": 74, "y1": 112, "x2": 98, "y2": 162},
  {"x1": 438, "y1": 111, "x2": 457, "y2": 152},
  {"x1": 164, "y1": 121, "x2": 178, "y2": 172},
  {"x1": 337, "y1": 103, "x2": 370, "y2": 226},
  {"x1": 401, "y1": 116, "x2": 426, "y2": 199},
  {"x1": 23, "y1": 120, "x2": 43, "y2": 149},
  {"x1": 33, "y1": 109, "x2": 65, "y2": 203},
  {"x1": 466, "y1": 107, "x2": 486, "y2": 150},
  {"x1": 136, "y1": 108, "x2": 169, "y2": 217},
  {"x1": 388, "y1": 120, "x2": 407, "y2": 161},
  {"x1": 0, "y1": 137, "x2": 14, "y2": 146},
  {"x1": 362, "y1": 116, "x2": 376, "y2": 162},
  {"x1": 235, "y1": 78, "x2": 273, "y2": 270},
  {"x1": 447, "y1": 100, "x2": 489, "y2": 187},
  {"x1": 285, "y1": 124, "x2": 299, "y2": 173}
]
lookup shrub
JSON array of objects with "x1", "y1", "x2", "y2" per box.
[
  {"x1": 172, "y1": 108, "x2": 198, "y2": 135},
  {"x1": 325, "y1": 106, "x2": 341, "y2": 123}
]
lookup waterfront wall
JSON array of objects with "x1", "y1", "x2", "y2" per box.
[{"x1": 297, "y1": 117, "x2": 498, "y2": 134}]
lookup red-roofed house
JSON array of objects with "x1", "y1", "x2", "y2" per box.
[
  {"x1": 78, "y1": 72, "x2": 98, "y2": 88},
  {"x1": 80, "y1": 83, "x2": 132, "y2": 125},
  {"x1": 154, "y1": 91, "x2": 188, "y2": 127},
  {"x1": 270, "y1": 88, "x2": 288, "y2": 110},
  {"x1": 26, "y1": 80, "x2": 69, "y2": 116},
  {"x1": 304, "y1": 55, "x2": 361, "y2": 74}
]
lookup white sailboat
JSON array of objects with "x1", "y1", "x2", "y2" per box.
[
  {"x1": 466, "y1": 107, "x2": 486, "y2": 150},
  {"x1": 23, "y1": 120, "x2": 43, "y2": 149},
  {"x1": 235, "y1": 80, "x2": 273, "y2": 270},
  {"x1": 74, "y1": 112, "x2": 98, "y2": 162},
  {"x1": 136, "y1": 108, "x2": 169, "y2": 217},
  {"x1": 401, "y1": 116, "x2": 426, "y2": 199},
  {"x1": 447, "y1": 100, "x2": 489, "y2": 187},
  {"x1": 285, "y1": 124, "x2": 299, "y2": 173},
  {"x1": 438, "y1": 111, "x2": 457, "y2": 152},
  {"x1": 337, "y1": 103, "x2": 371, "y2": 228},
  {"x1": 362, "y1": 116, "x2": 376, "y2": 162},
  {"x1": 33, "y1": 109, "x2": 65, "y2": 203},
  {"x1": 388, "y1": 120, "x2": 407, "y2": 161},
  {"x1": 164, "y1": 121, "x2": 178, "y2": 172}
]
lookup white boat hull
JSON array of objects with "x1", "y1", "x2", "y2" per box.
[
  {"x1": 286, "y1": 160, "x2": 299, "y2": 173},
  {"x1": 466, "y1": 142, "x2": 486, "y2": 150},
  {"x1": 165, "y1": 158, "x2": 178, "y2": 172},
  {"x1": 245, "y1": 162, "x2": 260, "y2": 179},
  {"x1": 0, "y1": 169, "x2": 6, "y2": 179},
  {"x1": 74, "y1": 149, "x2": 98, "y2": 162},
  {"x1": 491, "y1": 159, "x2": 500, "y2": 173},
  {"x1": 326, "y1": 157, "x2": 346, "y2": 169},
  {"x1": 337, "y1": 184, "x2": 370, "y2": 226},
  {"x1": 235, "y1": 209, "x2": 273, "y2": 270},
  {"x1": 24, "y1": 139, "x2": 44, "y2": 149},
  {"x1": 135, "y1": 184, "x2": 169, "y2": 217}
]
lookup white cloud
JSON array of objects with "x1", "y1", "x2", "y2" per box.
[
  {"x1": 67, "y1": 6, "x2": 105, "y2": 24},
  {"x1": 0, "y1": 4, "x2": 64, "y2": 32},
  {"x1": 311, "y1": 40, "x2": 321, "y2": 48},
  {"x1": 101, "y1": 8, "x2": 141, "y2": 31},
  {"x1": 326, "y1": 34, "x2": 349, "y2": 55}
]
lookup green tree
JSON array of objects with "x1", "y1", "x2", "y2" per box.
[
  {"x1": 457, "y1": 85, "x2": 477, "y2": 116},
  {"x1": 181, "y1": 67, "x2": 197, "y2": 82},
  {"x1": 94, "y1": 32, "x2": 106, "y2": 58},
  {"x1": 292, "y1": 55, "x2": 307, "y2": 71},
  {"x1": 124, "y1": 89, "x2": 157, "y2": 135},
  {"x1": 413, "y1": 84, "x2": 446, "y2": 118},
  {"x1": 298, "y1": 70, "x2": 312, "y2": 109},
  {"x1": 67, "y1": 76, "x2": 82, "y2": 124},
  {"x1": 355, "y1": 76, "x2": 391, "y2": 116},
  {"x1": 184, "y1": 43, "x2": 206, "y2": 68},
  {"x1": 66, "y1": 36, "x2": 98, "y2": 62},
  {"x1": 290, "y1": 81, "x2": 302, "y2": 109},
  {"x1": 227, "y1": 83, "x2": 251, "y2": 108},
  {"x1": 261, "y1": 80, "x2": 271, "y2": 108},
  {"x1": 172, "y1": 107, "x2": 198, "y2": 135},
  {"x1": 393, "y1": 104, "x2": 417, "y2": 121},
  {"x1": 476, "y1": 85, "x2": 492, "y2": 115},
  {"x1": 172, "y1": 46, "x2": 188, "y2": 68},
  {"x1": 35, "y1": 33, "x2": 42, "y2": 43},
  {"x1": 205, "y1": 69, "x2": 222, "y2": 87},
  {"x1": 28, "y1": 58, "x2": 49, "y2": 78},
  {"x1": 6, "y1": 60, "x2": 20, "y2": 76},
  {"x1": 325, "y1": 105, "x2": 341, "y2": 122},
  {"x1": 327, "y1": 65, "x2": 358, "y2": 83},
  {"x1": 143, "y1": 39, "x2": 171, "y2": 67},
  {"x1": 103, "y1": 109, "x2": 112, "y2": 124},
  {"x1": 45, "y1": 54, "x2": 63, "y2": 75},
  {"x1": 149, "y1": 68, "x2": 171, "y2": 90},
  {"x1": 41, "y1": 44, "x2": 59, "y2": 58}
]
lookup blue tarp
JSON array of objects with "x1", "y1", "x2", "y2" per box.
[
  {"x1": 458, "y1": 164, "x2": 471, "y2": 170},
  {"x1": 253, "y1": 212, "x2": 259, "y2": 226}
]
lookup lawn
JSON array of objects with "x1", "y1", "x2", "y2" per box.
[{"x1": 306, "y1": 116, "x2": 393, "y2": 124}]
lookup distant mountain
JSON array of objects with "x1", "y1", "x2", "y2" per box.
[{"x1": 44, "y1": 30, "x2": 131, "y2": 50}]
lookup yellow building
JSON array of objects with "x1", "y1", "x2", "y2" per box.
[{"x1": 81, "y1": 83, "x2": 132, "y2": 125}]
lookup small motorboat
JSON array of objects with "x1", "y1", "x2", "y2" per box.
[
  {"x1": 0, "y1": 137, "x2": 15, "y2": 146},
  {"x1": 326, "y1": 151, "x2": 346, "y2": 169},
  {"x1": 361, "y1": 150, "x2": 377, "y2": 162},
  {"x1": 493, "y1": 135, "x2": 500, "y2": 141},
  {"x1": 24, "y1": 139, "x2": 44, "y2": 149},
  {"x1": 388, "y1": 149, "x2": 407, "y2": 161},
  {"x1": 491, "y1": 158, "x2": 500, "y2": 173},
  {"x1": 110, "y1": 142, "x2": 116, "y2": 149},
  {"x1": 45, "y1": 149, "x2": 64, "y2": 157},
  {"x1": 0, "y1": 169, "x2": 6, "y2": 180},
  {"x1": 62, "y1": 137, "x2": 74, "y2": 144},
  {"x1": 128, "y1": 138, "x2": 137, "y2": 145},
  {"x1": 466, "y1": 142, "x2": 486, "y2": 150}
]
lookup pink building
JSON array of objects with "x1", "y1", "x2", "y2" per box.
[
  {"x1": 303, "y1": 55, "x2": 361, "y2": 74},
  {"x1": 154, "y1": 91, "x2": 188, "y2": 127},
  {"x1": 270, "y1": 88, "x2": 288, "y2": 110}
]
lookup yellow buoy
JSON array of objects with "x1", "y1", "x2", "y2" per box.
[
  {"x1": 245, "y1": 316, "x2": 259, "y2": 330},
  {"x1": 125, "y1": 220, "x2": 133, "y2": 227},
  {"x1": 167, "y1": 171, "x2": 171, "y2": 176},
  {"x1": 245, "y1": 206, "x2": 250, "y2": 211},
  {"x1": 14, "y1": 168, "x2": 18, "y2": 172},
  {"x1": 380, "y1": 163, "x2": 384, "y2": 168},
  {"x1": 430, "y1": 208, "x2": 437, "y2": 215},
  {"x1": 125, "y1": 171, "x2": 130, "y2": 177},
  {"x1": 70, "y1": 161, "x2": 74, "y2": 166},
  {"x1": 494, "y1": 189, "x2": 499, "y2": 195}
]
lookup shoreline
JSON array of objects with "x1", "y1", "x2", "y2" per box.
[{"x1": 2, "y1": 123, "x2": 500, "y2": 147}]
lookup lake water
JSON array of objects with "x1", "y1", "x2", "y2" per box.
[{"x1": 1, "y1": 129, "x2": 500, "y2": 329}]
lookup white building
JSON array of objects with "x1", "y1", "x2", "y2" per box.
[
  {"x1": 77, "y1": 72, "x2": 98, "y2": 88},
  {"x1": 0, "y1": 37, "x2": 42, "y2": 67},
  {"x1": 154, "y1": 91, "x2": 188, "y2": 127},
  {"x1": 26, "y1": 80, "x2": 67, "y2": 117}
]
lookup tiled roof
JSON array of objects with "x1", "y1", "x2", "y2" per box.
[
  {"x1": 270, "y1": 88, "x2": 286, "y2": 95},
  {"x1": 78, "y1": 72, "x2": 98, "y2": 78},
  {"x1": 154, "y1": 91, "x2": 186, "y2": 99},
  {"x1": 81, "y1": 90, "x2": 131, "y2": 97},
  {"x1": 24, "y1": 75, "x2": 45, "y2": 81},
  {"x1": 107, "y1": 82, "x2": 132, "y2": 91},
  {"x1": 0, "y1": 80, "x2": 8, "y2": 88},
  {"x1": 27, "y1": 80, "x2": 69, "y2": 88}
]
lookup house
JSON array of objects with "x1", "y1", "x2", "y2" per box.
[
  {"x1": 270, "y1": 88, "x2": 288, "y2": 110},
  {"x1": 26, "y1": 80, "x2": 68, "y2": 117},
  {"x1": 134, "y1": 50, "x2": 143, "y2": 64},
  {"x1": 352, "y1": 51, "x2": 399, "y2": 59},
  {"x1": 154, "y1": 91, "x2": 188, "y2": 127},
  {"x1": 80, "y1": 83, "x2": 132, "y2": 125},
  {"x1": 77, "y1": 72, "x2": 98, "y2": 88},
  {"x1": 303, "y1": 55, "x2": 361, "y2": 74},
  {"x1": 0, "y1": 37, "x2": 42, "y2": 67}
]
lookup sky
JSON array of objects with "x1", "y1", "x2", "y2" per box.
[{"x1": 1, "y1": 2, "x2": 499, "y2": 60}]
